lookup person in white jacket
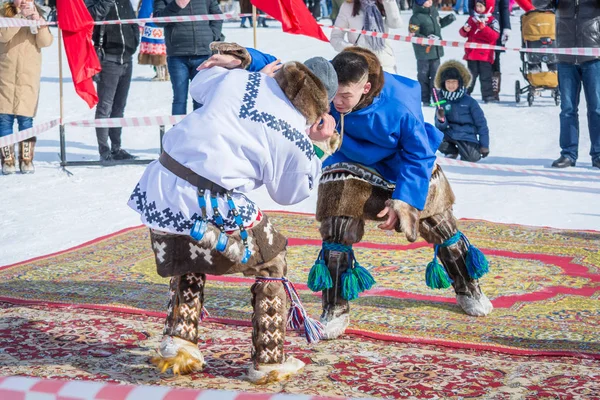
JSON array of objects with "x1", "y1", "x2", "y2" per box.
[
  {"x1": 128, "y1": 51, "x2": 339, "y2": 384},
  {"x1": 330, "y1": 0, "x2": 403, "y2": 73}
]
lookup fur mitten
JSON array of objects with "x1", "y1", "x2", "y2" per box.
[
  {"x1": 313, "y1": 131, "x2": 342, "y2": 161},
  {"x1": 209, "y1": 42, "x2": 252, "y2": 69},
  {"x1": 386, "y1": 199, "x2": 420, "y2": 242}
]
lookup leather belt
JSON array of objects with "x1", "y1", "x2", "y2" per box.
[{"x1": 159, "y1": 152, "x2": 228, "y2": 195}]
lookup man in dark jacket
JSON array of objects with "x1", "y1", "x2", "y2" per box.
[
  {"x1": 469, "y1": 0, "x2": 510, "y2": 101},
  {"x1": 532, "y1": 0, "x2": 600, "y2": 169},
  {"x1": 86, "y1": 0, "x2": 140, "y2": 162},
  {"x1": 153, "y1": 0, "x2": 224, "y2": 115}
]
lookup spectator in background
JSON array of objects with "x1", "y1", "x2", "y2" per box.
[
  {"x1": 459, "y1": 0, "x2": 500, "y2": 103},
  {"x1": 409, "y1": 0, "x2": 455, "y2": 106},
  {"x1": 239, "y1": 0, "x2": 268, "y2": 28},
  {"x1": 469, "y1": 0, "x2": 510, "y2": 101},
  {"x1": 434, "y1": 60, "x2": 490, "y2": 162},
  {"x1": 532, "y1": 0, "x2": 600, "y2": 169},
  {"x1": 0, "y1": 0, "x2": 53, "y2": 174},
  {"x1": 330, "y1": 0, "x2": 345, "y2": 21},
  {"x1": 138, "y1": 0, "x2": 169, "y2": 81},
  {"x1": 153, "y1": 0, "x2": 224, "y2": 115},
  {"x1": 331, "y1": 0, "x2": 403, "y2": 73},
  {"x1": 86, "y1": 0, "x2": 140, "y2": 162}
]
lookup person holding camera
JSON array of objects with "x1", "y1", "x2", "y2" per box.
[
  {"x1": 0, "y1": 0, "x2": 53, "y2": 175},
  {"x1": 86, "y1": 0, "x2": 140, "y2": 162}
]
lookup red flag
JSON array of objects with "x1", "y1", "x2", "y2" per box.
[
  {"x1": 56, "y1": 0, "x2": 100, "y2": 108},
  {"x1": 251, "y1": 0, "x2": 329, "y2": 42}
]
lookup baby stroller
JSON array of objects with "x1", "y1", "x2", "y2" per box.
[{"x1": 515, "y1": 10, "x2": 560, "y2": 107}]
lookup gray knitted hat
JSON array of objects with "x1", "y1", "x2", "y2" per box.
[{"x1": 303, "y1": 57, "x2": 338, "y2": 103}]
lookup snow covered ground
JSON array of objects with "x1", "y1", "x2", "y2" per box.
[{"x1": 1, "y1": 12, "x2": 599, "y2": 266}]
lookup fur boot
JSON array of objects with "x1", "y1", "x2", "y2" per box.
[
  {"x1": 492, "y1": 72, "x2": 501, "y2": 101},
  {"x1": 152, "y1": 273, "x2": 206, "y2": 375},
  {"x1": 249, "y1": 266, "x2": 304, "y2": 384},
  {"x1": 1, "y1": 145, "x2": 16, "y2": 175},
  {"x1": 419, "y1": 209, "x2": 492, "y2": 317},
  {"x1": 19, "y1": 139, "x2": 36, "y2": 174},
  {"x1": 317, "y1": 216, "x2": 365, "y2": 339}
]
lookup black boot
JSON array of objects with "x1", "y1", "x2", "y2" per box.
[
  {"x1": 551, "y1": 156, "x2": 576, "y2": 168},
  {"x1": 593, "y1": 158, "x2": 600, "y2": 169}
]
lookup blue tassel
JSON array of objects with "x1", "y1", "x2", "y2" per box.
[
  {"x1": 307, "y1": 259, "x2": 333, "y2": 292},
  {"x1": 466, "y1": 244, "x2": 489, "y2": 279},
  {"x1": 341, "y1": 268, "x2": 360, "y2": 301},
  {"x1": 353, "y1": 262, "x2": 375, "y2": 292},
  {"x1": 425, "y1": 248, "x2": 453, "y2": 289}
]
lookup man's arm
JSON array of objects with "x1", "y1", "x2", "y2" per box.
[
  {"x1": 85, "y1": 0, "x2": 115, "y2": 20},
  {"x1": 208, "y1": 0, "x2": 223, "y2": 41},
  {"x1": 392, "y1": 113, "x2": 439, "y2": 212}
]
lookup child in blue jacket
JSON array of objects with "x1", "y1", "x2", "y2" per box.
[{"x1": 434, "y1": 60, "x2": 490, "y2": 162}]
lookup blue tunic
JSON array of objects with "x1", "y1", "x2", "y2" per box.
[{"x1": 246, "y1": 49, "x2": 443, "y2": 210}]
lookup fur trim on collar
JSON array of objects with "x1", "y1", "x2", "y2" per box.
[
  {"x1": 434, "y1": 60, "x2": 472, "y2": 89},
  {"x1": 339, "y1": 47, "x2": 385, "y2": 110},
  {"x1": 274, "y1": 62, "x2": 329, "y2": 125}
]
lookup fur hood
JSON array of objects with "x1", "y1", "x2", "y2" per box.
[
  {"x1": 274, "y1": 62, "x2": 329, "y2": 125},
  {"x1": 434, "y1": 60, "x2": 472, "y2": 89},
  {"x1": 339, "y1": 47, "x2": 385, "y2": 110}
]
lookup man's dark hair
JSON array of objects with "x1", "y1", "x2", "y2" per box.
[{"x1": 331, "y1": 52, "x2": 370, "y2": 85}]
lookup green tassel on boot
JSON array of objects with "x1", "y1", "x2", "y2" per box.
[{"x1": 307, "y1": 254, "x2": 333, "y2": 292}]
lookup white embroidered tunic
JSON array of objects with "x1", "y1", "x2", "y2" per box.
[{"x1": 128, "y1": 67, "x2": 322, "y2": 235}]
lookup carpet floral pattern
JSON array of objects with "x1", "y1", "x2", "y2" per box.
[
  {"x1": 1, "y1": 302, "x2": 599, "y2": 399},
  {"x1": 1, "y1": 212, "x2": 599, "y2": 357}
]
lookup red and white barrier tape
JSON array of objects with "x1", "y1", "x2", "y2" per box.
[
  {"x1": 0, "y1": 376, "x2": 342, "y2": 400},
  {"x1": 324, "y1": 24, "x2": 600, "y2": 57},
  {"x1": 0, "y1": 118, "x2": 60, "y2": 147},
  {"x1": 1, "y1": 14, "x2": 599, "y2": 56},
  {"x1": 65, "y1": 115, "x2": 185, "y2": 128},
  {"x1": 436, "y1": 156, "x2": 600, "y2": 180},
  {"x1": 94, "y1": 12, "x2": 237, "y2": 25}
]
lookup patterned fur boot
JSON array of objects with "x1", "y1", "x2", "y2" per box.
[
  {"x1": 152, "y1": 273, "x2": 206, "y2": 375},
  {"x1": 1, "y1": 145, "x2": 16, "y2": 175},
  {"x1": 19, "y1": 139, "x2": 35, "y2": 174},
  {"x1": 248, "y1": 278, "x2": 305, "y2": 384},
  {"x1": 492, "y1": 72, "x2": 501, "y2": 101}
]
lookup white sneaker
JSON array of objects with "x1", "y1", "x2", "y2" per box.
[
  {"x1": 320, "y1": 313, "x2": 350, "y2": 340},
  {"x1": 151, "y1": 336, "x2": 205, "y2": 375},
  {"x1": 247, "y1": 356, "x2": 305, "y2": 384}
]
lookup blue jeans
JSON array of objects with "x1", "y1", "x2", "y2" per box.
[
  {"x1": 0, "y1": 114, "x2": 33, "y2": 138},
  {"x1": 557, "y1": 60, "x2": 600, "y2": 162},
  {"x1": 454, "y1": 0, "x2": 468, "y2": 13},
  {"x1": 167, "y1": 55, "x2": 209, "y2": 116}
]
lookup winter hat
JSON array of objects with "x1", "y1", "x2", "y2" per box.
[
  {"x1": 440, "y1": 67, "x2": 463, "y2": 88},
  {"x1": 304, "y1": 57, "x2": 338, "y2": 103},
  {"x1": 474, "y1": 0, "x2": 487, "y2": 9},
  {"x1": 274, "y1": 62, "x2": 330, "y2": 125},
  {"x1": 414, "y1": 0, "x2": 428, "y2": 6}
]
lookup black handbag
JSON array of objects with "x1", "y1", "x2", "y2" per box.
[{"x1": 93, "y1": 25, "x2": 105, "y2": 83}]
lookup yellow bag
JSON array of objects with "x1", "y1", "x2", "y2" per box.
[
  {"x1": 522, "y1": 11, "x2": 556, "y2": 42},
  {"x1": 527, "y1": 72, "x2": 558, "y2": 88}
]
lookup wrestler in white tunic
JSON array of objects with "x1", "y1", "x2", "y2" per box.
[{"x1": 129, "y1": 67, "x2": 321, "y2": 234}]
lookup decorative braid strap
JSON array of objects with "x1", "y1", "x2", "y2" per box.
[
  {"x1": 307, "y1": 242, "x2": 376, "y2": 301},
  {"x1": 255, "y1": 277, "x2": 323, "y2": 344},
  {"x1": 425, "y1": 231, "x2": 489, "y2": 290}
]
